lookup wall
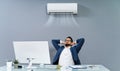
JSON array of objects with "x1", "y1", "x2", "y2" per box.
[{"x1": 0, "y1": 0, "x2": 120, "y2": 71}]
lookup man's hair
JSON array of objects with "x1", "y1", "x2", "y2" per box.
[{"x1": 66, "y1": 36, "x2": 73, "y2": 42}]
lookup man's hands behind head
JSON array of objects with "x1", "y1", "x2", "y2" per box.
[
  {"x1": 71, "y1": 42, "x2": 76, "y2": 46},
  {"x1": 60, "y1": 40, "x2": 76, "y2": 46}
]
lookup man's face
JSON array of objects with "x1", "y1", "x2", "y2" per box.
[{"x1": 65, "y1": 38, "x2": 72, "y2": 46}]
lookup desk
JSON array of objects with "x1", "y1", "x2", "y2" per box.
[{"x1": 0, "y1": 65, "x2": 110, "y2": 71}]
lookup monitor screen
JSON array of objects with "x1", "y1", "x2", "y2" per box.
[{"x1": 13, "y1": 41, "x2": 51, "y2": 64}]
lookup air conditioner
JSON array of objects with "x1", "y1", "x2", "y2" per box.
[{"x1": 47, "y1": 3, "x2": 78, "y2": 14}]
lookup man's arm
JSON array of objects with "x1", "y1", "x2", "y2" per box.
[
  {"x1": 74, "y1": 38, "x2": 85, "y2": 53},
  {"x1": 52, "y1": 39, "x2": 61, "y2": 51}
]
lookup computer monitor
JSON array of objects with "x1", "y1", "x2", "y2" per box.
[{"x1": 13, "y1": 41, "x2": 51, "y2": 64}]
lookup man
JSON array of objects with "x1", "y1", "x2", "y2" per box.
[{"x1": 52, "y1": 36, "x2": 85, "y2": 66}]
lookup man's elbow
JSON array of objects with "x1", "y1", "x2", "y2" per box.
[
  {"x1": 77, "y1": 38, "x2": 85, "y2": 43},
  {"x1": 52, "y1": 39, "x2": 60, "y2": 44},
  {"x1": 81, "y1": 38, "x2": 85, "y2": 43},
  {"x1": 52, "y1": 40, "x2": 54, "y2": 43}
]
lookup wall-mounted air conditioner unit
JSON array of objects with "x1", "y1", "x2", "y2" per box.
[{"x1": 47, "y1": 3, "x2": 78, "y2": 14}]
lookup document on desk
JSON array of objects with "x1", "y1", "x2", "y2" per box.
[
  {"x1": 69, "y1": 65, "x2": 87, "y2": 69},
  {"x1": 69, "y1": 65, "x2": 110, "y2": 71}
]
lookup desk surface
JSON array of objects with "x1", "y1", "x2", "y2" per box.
[{"x1": 0, "y1": 65, "x2": 110, "y2": 71}]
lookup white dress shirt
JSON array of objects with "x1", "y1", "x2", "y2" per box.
[{"x1": 58, "y1": 46, "x2": 74, "y2": 66}]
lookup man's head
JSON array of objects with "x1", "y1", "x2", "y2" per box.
[{"x1": 65, "y1": 36, "x2": 73, "y2": 47}]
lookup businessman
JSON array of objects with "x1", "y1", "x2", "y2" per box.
[{"x1": 52, "y1": 36, "x2": 85, "y2": 66}]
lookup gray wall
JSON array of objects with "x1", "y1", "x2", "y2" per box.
[{"x1": 0, "y1": 0, "x2": 120, "y2": 71}]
